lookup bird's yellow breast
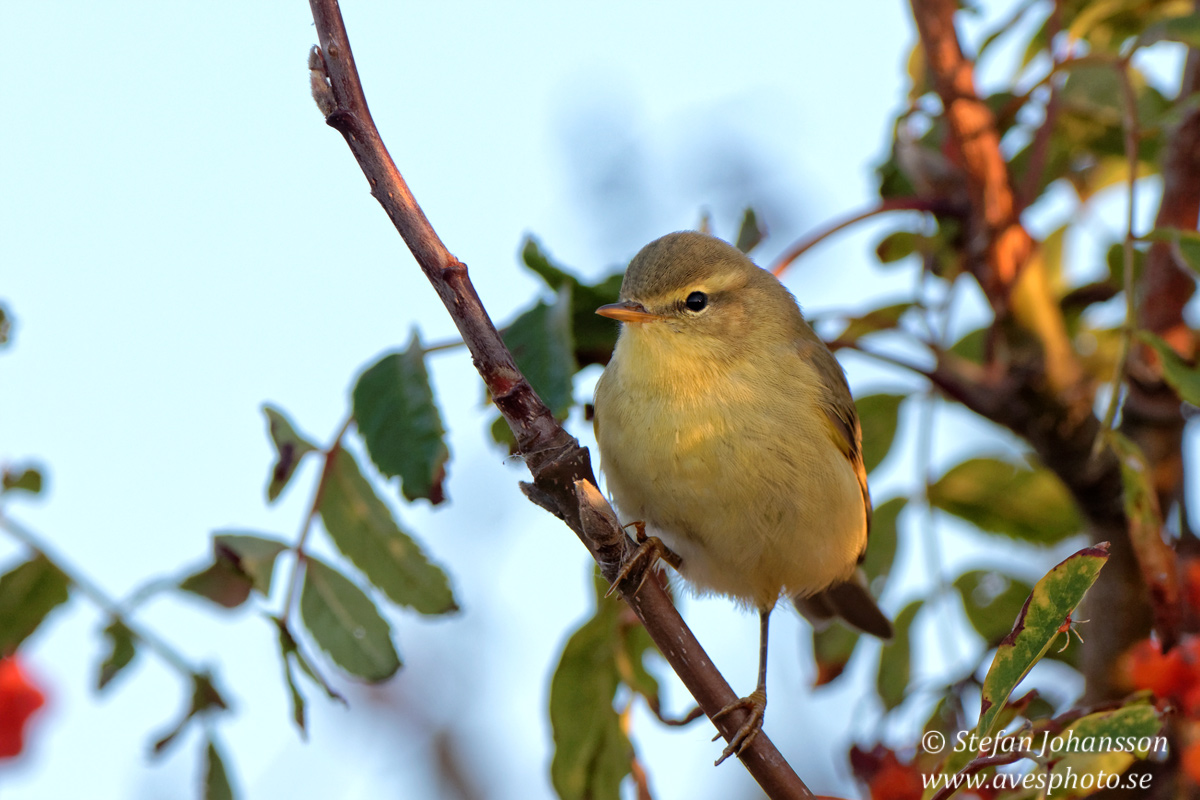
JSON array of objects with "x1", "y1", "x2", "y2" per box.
[{"x1": 594, "y1": 325, "x2": 865, "y2": 608}]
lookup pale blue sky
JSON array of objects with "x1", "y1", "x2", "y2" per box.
[{"x1": 3, "y1": 2, "x2": 1169, "y2": 799}]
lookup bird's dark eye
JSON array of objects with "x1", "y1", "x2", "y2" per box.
[{"x1": 685, "y1": 291, "x2": 708, "y2": 312}]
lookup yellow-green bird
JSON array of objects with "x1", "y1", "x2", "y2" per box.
[{"x1": 593, "y1": 231, "x2": 892, "y2": 763}]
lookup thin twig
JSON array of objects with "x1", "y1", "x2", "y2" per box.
[
  {"x1": 1091, "y1": 58, "x2": 1140, "y2": 457},
  {"x1": 279, "y1": 414, "x2": 352, "y2": 626},
  {"x1": 0, "y1": 512, "x2": 203, "y2": 680},
  {"x1": 304, "y1": 3, "x2": 811, "y2": 795},
  {"x1": 770, "y1": 197, "x2": 961, "y2": 277}
]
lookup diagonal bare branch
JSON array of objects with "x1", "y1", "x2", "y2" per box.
[{"x1": 304, "y1": 2, "x2": 813, "y2": 796}]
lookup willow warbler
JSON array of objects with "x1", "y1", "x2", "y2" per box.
[{"x1": 593, "y1": 231, "x2": 892, "y2": 763}]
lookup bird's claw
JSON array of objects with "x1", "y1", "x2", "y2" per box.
[
  {"x1": 711, "y1": 689, "x2": 766, "y2": 766},
  {"x1": 605, "y1": 526, "x2": 671, "y2": 597}
]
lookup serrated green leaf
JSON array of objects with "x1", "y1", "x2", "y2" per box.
[
  {"x1": 735, "y1": 207, "x2": 765, "y2": 253},
  {"x1": 213, "y1": 533, "x2": 288, "y2": 598},
  {"x1": 862, "y1": 497, "x2": 905, "y2": 596},
  {"x1": 204, "y1": 738, "x2": 236, "y2": 800},
  {"x1": 977, "y1": 543, "x2": 1109, "y2": 738},
  {"x1": 521, "y1": 237, "x2": 621, "y2": 368},
  {"x1": 550, "y1": 577, "x2": 631, "y2": 800},
  {"x1": 954, "y1": 571, "x2": 1035, "y2": 646},
  {"x1": 929, "y1": 457, "x2": 1083, "y2": 544},
  {"x1": 96, "y1": 618, "x2": 138, "y2": 691},
  {"x1": 877, "y1": 600, "x2": 921, "y2": 711},
  {"x1": 0, "y1": 554, "x2": 71, "y2": 654},
  {"x1": 502, "y1": 287, "x2": 577, "y2": 418},
  {"x1": 876, "y1": 231, "x2": 919, "y2": 264},
  {"x1": 857, "y1": 393, "x2": 906, "y2": 475},
  {"x1": 1139, "y1": 331, "x2": 1200, "y2": 406},
  {"x1": 300, "y1": 557, "x2": 401, "y2": 682},
  {"x1": 263, "y1": 405, "x2": 318, "y2": 503},
  {"x1": 318, "y1": 448, "x2": 456, "y2": 615},
  {"x1": 1, "y1": 466, "x2": 43, "y2": 495},
  {"x1": 834, "y1": 303, "x2": 915, "y2": 345},
  {"x1": 352, "y1": 335, "x2": 450, "y2": 504},
  {"x1": 811, "y1": 623, "x2": 859, "y2": 686}
]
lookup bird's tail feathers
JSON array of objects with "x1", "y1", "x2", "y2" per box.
[{"x1": 793, "y1": 574, "x2": 893, "y2": 640}]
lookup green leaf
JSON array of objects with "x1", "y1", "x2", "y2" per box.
[
  {"x1": 180, "y1": 560, "x2": 253, "y2": 610},
  {"x1": 1046, "y1": 701, "x2": 1164, "y2": 797},
  {"x1": 96, "y1": 618, "x2": 138, "y2": 691},
  {"x1": 949, "y1": 327, "x2": 987, "y2": 364},
  {"x1": 834, "y1": 303, "x2": 915, "y2": 345},
  {"x1": 521, "y1": 237, "x2": 621, "y2": 369},
  {"x1": 1, "y1": 466, "x2": 43, "y2": 495},
  {"x1": 502, "y1": 286, "x2": 577, "y2": 418},
  {"x1": 1138, "y1": 331, "x2": 1200, "y2": 406},
  {"x1": 618, "y1": 620, "x2": 660, "y2": 707},
  {"x1": 300, "y1": 557, "x2": 401, "y2": 682},
  {"x1": 734, "y1": 207, "x2": 765, "y2": 253},
  {"x1": 204, "y1": 738, "x2": 236, "y2": 800},
  {"x1": 550, "y1": 578, "x2": 631, "y2": 800},
  {"x1": 213, "y1": 533, "x2": 288, "y2": 598},
  {"x1": 1135, "y1": 12, "x2": 1200, "y2": 49},
  {"x1": 262, "y1": 405, "x2": 318, "y2": 503},
  {"x1": 153, "y1": 673, "x2": 228, "y2": 754},
  {"x1": 857, "y1": 393, "x2": 906, "y2": 475},
  {"x1": 0, "y1": 553, "x2": 71, "y2": 654},
  {"x1": 862, "y1": 497, "x2": 905, "y2": 596},
  {"x1": 977, "y1": 543, "x2": 1109, "y2": 738},
  {"x1": 318, "y1": 448, "x2": 457, "y2": 615},
  {"x1": 929, "y1": 457, "x2": 1083, "y2": 544},
  {"x1": 352, "y1": 335, "x2": 450, "y2": 504},
  {"x1": 273, "y1": 616, "x2": 344, "y2": 735},
  {"x1": 1107, "y1": 430, "x2": 1179, "y2": 642},
  {"x1": 179, "y1": 533, "x2": 287, "y2": 609},
  {"x1": 0, "y1": 304, "x2": 10, "y2": 347},
  {"x1": 875, "y1": 231, "x2": 919, "y2": 264},
  {"x1": 954, "y1": 571, "x2": 1035, "y2": 646},
  {"x1": 1142, "y1": 226, "x2": 1200, "y2": 274},
  {"x1": 811, "y1": 623, "x2": 859, "y2": 686},
  {"x1": 876, "y1": 600, "x2": 921, "y2": 711}
]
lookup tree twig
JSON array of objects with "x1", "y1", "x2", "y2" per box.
[
  {"x1": 304, "y1": 3, "x2": 812, "y2": 795},
  {"x1": 769, "y1": 197, "x2": 962, "y2": 277}
]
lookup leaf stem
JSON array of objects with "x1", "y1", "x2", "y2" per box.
[
  {"x1": 0, "y1": 511, "x2": 202, "y2": 680},
  {"x1": 279, "y1": 414, "x2": 352, "y2": 626}
]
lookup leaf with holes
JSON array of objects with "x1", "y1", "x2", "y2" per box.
[
  {"x1": 300, "y1": 557, "x2": 401, "y2": 682},
  {"x1": 976, "y1": 543, "x2": 1108, "y2": 739},
  {"x1": 353, "y1": 335, "x2": 450, "y2": 504}
]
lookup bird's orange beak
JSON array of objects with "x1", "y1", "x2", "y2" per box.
[{"x1": 596, "y1": 300, "x2": 664, "y2": 323}]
